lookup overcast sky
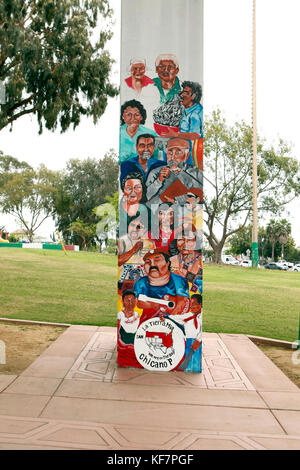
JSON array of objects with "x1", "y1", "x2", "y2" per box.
[{"x1": 1, "y1": 0, "x2": 300, "y2": 245}]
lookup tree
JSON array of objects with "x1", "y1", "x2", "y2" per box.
[
  {"x1": 203, "y1": 110, "x2": 300, "y2": 263},
  {"x1": 53, "y1": 151, "x2": 118, "y2": 244},
  {"x1": 68, "y1": 218, "x2": 96, "y2": 250},
  {"x1": 0, "y1": 0, "x2": 118, "y2": 133},
  {"x1": 0, "y1": 150, "x2": 31, "y2": 175},
  {"x1": 284, "y1": 237, "x2": 300, "y2": 263},
  {"x1": 277, "y1": 219, "x2": 292, "y2": 259},
  {"x1": 258, "y1": 226, "x2": 267, "y2": 260},
  {"x1": 229, "y1": 225, "x2": 267, "y2": 259},
  {"x1": 266, "y1": 219, "x2": 279, "y2": 261},
  {"x1": 0, "y1": 154, "x2": 58, "y2": 241},
  {"x1": 229, "y1": 225, "x2": 251, "y2": 256},
  {"x1": 266, "y1": 219, "x2": 292, "y2": 261}
]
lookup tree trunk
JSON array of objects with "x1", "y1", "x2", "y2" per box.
[
  {"x1": 213, "y1": 243, "x2": 225, "y2": 264},
  {"x1": 205, "y1": 231, "x2": 226, "y2": 264},
  {"x1": 272, "y1": 242, "x2": 275, "y2": 261}
]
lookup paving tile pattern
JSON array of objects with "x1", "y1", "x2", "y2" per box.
[
  {"x1": 0, "y1": 415, "x2": 300, "y2": 450},
  {"x1": 0, "y1": 326, "x2": 299, "y2": 450},
  {"x1": 65, "y1": 330, "x2": 255, "y2": 391}
]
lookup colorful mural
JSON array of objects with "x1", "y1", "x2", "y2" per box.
[{"x1": 118, "y1": 0, "x2": 203, "y2": 373}]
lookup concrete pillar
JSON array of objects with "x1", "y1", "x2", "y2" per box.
[{"x1": 118, "y1": 0, "x2": 204, "y2": 373}]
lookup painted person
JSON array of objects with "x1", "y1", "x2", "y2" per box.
[
  {"x1": 125, "y1": 59, "x2": 154, "y2": 95},
  {"x1": 161, "y1": 81, "x2": 203, "y2": 140},
  {"x1": 153, "y1": 54, "x2": 181, "y2": 104},
  {"x1": 133, "y1": 248, "x2": 190, "y2": 324},
  {"x1": 119, "y1": 100, "x2": 157, "y2": 163},
  {"x1": 120, "y1": 134, "x2": 165, "y2": 182},
  {"x1": 170, "y1": 223, "x2": 203, "y2": 293},
  {"x1": 119, "y1": 171, "x2": 149, "y2": 237},
  {"x1": 160, "y1": 294, "x2": 202, "y2": 372},
  {"x1": 117, "y1": 290, "x2": 140, "y2": 345},
  {"x1": 146, "y1": 138, "x2": 203, "y2": 205},
  {"x1": 148, "y1": 202, "x2": 176, "y2": 251},
  {"x1": 118, "y1": 215, "x2": 155, "y2": 267}
]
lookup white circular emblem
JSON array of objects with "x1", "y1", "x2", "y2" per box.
[{"x1": 134, "y1": 318, "x2": 185, "y2": 371}]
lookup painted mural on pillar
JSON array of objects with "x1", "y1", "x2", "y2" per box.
[{"x1": 118, "y1": 0, "x2": 203, "y2": 373}]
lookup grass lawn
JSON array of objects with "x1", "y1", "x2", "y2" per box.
[{"x1": 0, "y1": 248, "x2": 300, "y2": 342}]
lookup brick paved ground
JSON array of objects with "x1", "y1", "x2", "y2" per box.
[{"x1": 0, "y1": 326, "x2": 299, "y2": 450}]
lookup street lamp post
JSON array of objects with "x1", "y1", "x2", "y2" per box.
[{"x1": 251, "y1": 0, "x2": 259, "y2": 267}]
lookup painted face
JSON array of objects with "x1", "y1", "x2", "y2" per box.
[
  {"x1": 177, "y1": 232, "x2": 197, "y2": 254},
  {"x1": 123, "y1": 179, "x2": 143, "y2": 204},
  {"x1": 159, "y1": 208, "x2": 174, "y2": 229},
  {"x1": 123, "y1": 107, "x2": 143, "y2": 127},
  {"x1": 180, "y1": 86, "x2": 195, "y2": 107},
  {"x1": 137, "y1": 137, "x2": 155, "y2": 161},
  {"x1": 186, "y1": 193, "x2": 200, "y2": 209},
  {"x1": 156, "y1": 60, "x2": 179, "y2": 84},
  {"x1": 166, "y1": 143, "x2": 189, "y2": 165},
  {"x1": 128, "y1": 219, "x2": 145, "y2": 240},
  {"x1": 131, "y1": 63, "x2": 146, "y2": 80},
  {"x1": 123, "y1": 294, "x2": 137, "y2": 311},
  {"x1": 190, "y1": 297, "x2": 202, "y2": 314},
  {"x1": 144, "y1": 254, "x2": 169, "y2": 279}
]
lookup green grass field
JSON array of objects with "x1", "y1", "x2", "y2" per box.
[{"x1": 1, "y1": 248, "x2": 300, "y2": 342}]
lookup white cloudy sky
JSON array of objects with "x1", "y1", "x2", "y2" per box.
[{"x1": 1, "y1": 0, "x2": 300, "y2": 244}]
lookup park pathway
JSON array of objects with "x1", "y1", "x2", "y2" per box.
[{"x1": 0, "y1": 326, "x2": 300, "y2": 450}]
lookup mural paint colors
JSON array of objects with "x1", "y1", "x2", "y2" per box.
[{"x1": 118, "y1": 0, "x2": 203, "y2": 373}]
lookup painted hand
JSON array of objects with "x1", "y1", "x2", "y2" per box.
[
  {"x1": 192, "y1": 339, "x2": 201, "y2": 351},
  {"x1": 158, "y1": 167, "x2": 171, "y2": 182},
  {"x1": 160, "y1": 128, "x2": 178, "y2": 138}
]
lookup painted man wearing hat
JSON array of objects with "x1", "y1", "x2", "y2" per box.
[
  {"x1": 133, "y1": 248, "x2": 190, "y2": 324},
  {"x1": 146, "y1": 137, "x2": 203, "y2": 205},
  {"x1": 125, "y1": 59, "x2": 154, "y2": 95}
]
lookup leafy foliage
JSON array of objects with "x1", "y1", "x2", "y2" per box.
[
  {"x1": 266, "y1": 218, "x2": 291, "y2": 260},
  {"x1": 204, "y1": 110, "x2": 300, "y2": 263},
  {"x1": 0, "y1": 0, "x2": 118, "y2": 132},
  {"x1": 229, "y1": 221, "x2": 299, "y2": 262},
  {"x1": 0, "y1": 152, "x2": 58, "y2": 240},
  {"x1": 68, "y1": 218, "x2": 96, "y2": 250},
  {"x1": 53, "y1": 150, "x2": 118, "y2": 244}
]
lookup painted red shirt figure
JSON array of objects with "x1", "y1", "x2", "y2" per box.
[
  {"x1": 125, "y1": 59, "x2": 154, "y2": 95},
  {"x1": 148, "y1": 203, "x2": 175, "y2": 250}
]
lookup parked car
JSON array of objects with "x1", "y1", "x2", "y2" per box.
[
  {"x1": 239, "y1": 260, "x2": 252, "y2": 268},
  {"x1": 279, "y1": 263, "x2": 289, "y2": 271},
  {"x1": 277, "y1": 260, "x2": 292, "y2": 270},
  {"x1": 293, "y1": 264, "x2": 300, "y2": 272},
  {"x1": 222, "y1": 255, "x2": 239, "y2": 266},
  {"x1": 239, "y1": 260, "x2": 261, "y2": 268},
  {"x1": 264, "y1": 263, "x2": 285, "y2": 270}
]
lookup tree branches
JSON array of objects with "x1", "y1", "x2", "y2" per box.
[
  {"x1": 0, "y1": 0, "x2": 118, "y2": 132},
  {"x1": 204, "y1": 110, "x2": 300, "y2": 263}
]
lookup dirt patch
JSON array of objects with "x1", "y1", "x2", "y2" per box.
[
  {"x1": 0, "y1": 322, "x2": 67, "y2": 375},
  {"x1": 255, "y1": 342, "x2": 300, "y2": 389}
]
